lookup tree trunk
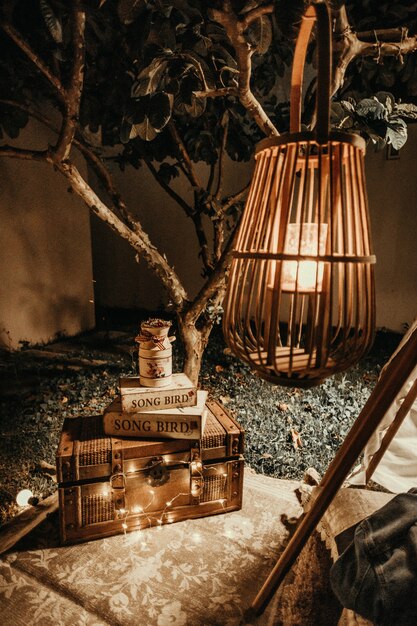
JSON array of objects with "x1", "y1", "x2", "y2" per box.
[{"x1": 177, "y1": 314, "x2": 215, "y2": 386}]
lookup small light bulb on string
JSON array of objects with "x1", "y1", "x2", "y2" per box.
[{"x1": 16, "y1": 489, "x2": 34, "y2": 507}]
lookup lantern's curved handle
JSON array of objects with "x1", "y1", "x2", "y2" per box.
[{"x1": 290, "y1": 1, "x2": 331, "y2": 143}]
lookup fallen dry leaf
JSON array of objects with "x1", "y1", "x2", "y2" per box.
[
  {"x1": 219, "y1": 394, "x2": 231, "y2": 405},
  {"x1": 290, "y1": 428, "x2": 303, "y2": 450},
  {"x1": 277, "y1": 402, "x2": 288, "y2": 412},
  {"x1": 215, "y1": 365, "x2": 224, "y2": 373}
]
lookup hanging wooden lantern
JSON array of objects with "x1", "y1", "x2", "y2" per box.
[{"x1": 223, "y1": 1, "x2": 376, "y2": 388}]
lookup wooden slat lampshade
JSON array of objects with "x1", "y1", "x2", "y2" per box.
[{"x1": 223, "y1": 1, "x2": 376, "y2": 388}]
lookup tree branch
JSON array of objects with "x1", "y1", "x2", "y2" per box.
[
  {"x1": 0, "y1": 146, "x2": 48, "y2": 161},
  {"x1": 331, "y1": 5, "x2": 417, "y2": 94},
  {"x1": 168, "y1": 121, "x2": 201, "y2": 189},
  {"x1": 192, "y1": 201, "x2": 213, "y2": 274},
  {"x1": 1, "y1": 23, "x2": 65, "y2": 100},
  {"x1": 214, "y1": 111, "x2": 229, "y2": 200},
  {"x1": 221, "y1": 181, "x2": 251, "y2": 214},
  {"x1": 145, "y1": 160, "x2": 194, "y2": 217},
  {"x1": 0, "y1": 99, "x2": 56, "y2": 134},
  {"x1": 56, "y1": 159, "x2": 188, "y2": 309},
  {"x1": 213, "y1": 216, "x2": 225, "y2": 263},
  {"x1": 193, "y1": 87, "x2": 237, "y2": 99},
  {"x1": 209, "y1": 1, "x2": 279, "y2": 138},
  {"x1": 53, "y1": 1, "x2": 85, "y2": 162},
  {"x1": 185, "y1": 214, "x2": 242, "y2": 324},
  {"x1": 206, "y1": 162, "x2": 216, "y2": 195}
]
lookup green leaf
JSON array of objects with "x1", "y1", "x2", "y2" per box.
[
  {"x1": 120, "y1": 119, "x2": 132, "y2": 144},
  {"x1": 130, "y1": 118, "x2": 158, "y2": 142},
  {"x1": 386, "y1": 118, "x2": 407, "y2": 150},
  {"x1": 148, "y1": 92, "x2": 172, "y2": 131},
  {"x1": 174, "y1": 94, "x2": 205, "y2": 117},
  {"x1": 356, "y1": 98, "x2": 387, "y2": 120},
  {"x1": 374, "y1": 92, "x2": 395, "y2": 114},
  {"x1": 117, "y1": 0, "x2": 146, "y2": 25},
  {"x1": 39, "y1": 0, "x2": 63, "y2": 44},
  {"x1": 127, "y1": 92, "x2": 172, "y2": 142},
  {"x1": 132, "y1": 59, "x2": 169, "y2": 97},
  {"x1": 395, "y1": 102, "x2": 417, "y2": 120},
  {"x1": 246, "y1": 15, "x2": 272, "y2": 55},
  {"x1": 158, "y1": 163, "x2": 179, "y2": 184}
]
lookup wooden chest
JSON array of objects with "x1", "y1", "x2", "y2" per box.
[{"x1": 57, "y1": 400, "x2": 244, "y2": 545}]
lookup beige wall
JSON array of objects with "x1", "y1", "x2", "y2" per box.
[
  {"x1": 0, "y1": 125, "x2": 95, "y2": 349},
  {"x1": 90, "y1": 158, "x2": 251, "y2": 310},
  {"x1": 365, "y1": 125, "x2": 417, "y2": 332}
]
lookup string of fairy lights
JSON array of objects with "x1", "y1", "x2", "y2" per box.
[
  {"x1": 111, "y1": 459, "x2": 229, "y2": 536},
  {"x1": 15, "y1": 458, "x2": 231, "y2": 540}
]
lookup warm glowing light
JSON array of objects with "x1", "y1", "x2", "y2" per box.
[
  {"x1": 281, "y1": 223, "x2": 328, "y2": 292},
  {"x1": 166, "y1": 500, "x2": 172, "y2": 507},
  {"x1": 122, "y1": 522, "x2": 128, "y2": 530},
  {"x1": 224, "y1": 528, "x2": 235, "y2": 539},
  {"x1": 16, "y1": 489, "x2": 33, "y2": 507},
  {"x1": 191, "y1": 532, "x2": 202, "y2": 544},
  {"x1": 118, "y1": 508, "x2": 127, "y2": 515},
  {"x1": 132, "y1": 505, "x2": 143, "y2": 514}
]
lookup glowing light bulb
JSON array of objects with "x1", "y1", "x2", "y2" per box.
[
  {"x1": 281, "y1": 223, "x2": 328, "y2": 292},
  {"x1": 132, "y1": 505, "x2": 143, "y2": 514},
  {"x1": 166, "y1": 500, "x2": 172, "y2": 507},
  {"x1": 118, "y1": 508, "x2": 127, "y2": 515},
  {"x1": 16, "y1": 489, "x2": 33, "y2": 507},
  {"x1": 122, "y1": 522, "x2": 128, "y2": 530}
]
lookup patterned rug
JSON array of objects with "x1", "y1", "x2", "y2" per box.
[{"x1": 0, "y1": 472, "x2": 340, "y2": 626}]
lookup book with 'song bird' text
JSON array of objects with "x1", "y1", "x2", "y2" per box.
[
  {"x1": 103, "y1": 390, "x2": 208, "y2": 439},
  {"x1": 119, "y1": 372, "x2": 197, "y2": 413}
]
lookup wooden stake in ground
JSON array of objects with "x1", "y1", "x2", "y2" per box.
[{"x1": 0, "y1": 493, "x2": 58, "y2": 556}]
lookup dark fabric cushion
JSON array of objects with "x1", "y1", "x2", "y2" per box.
[{"x1": 330, "y1": 489, "x2": 417, "y2": 626}]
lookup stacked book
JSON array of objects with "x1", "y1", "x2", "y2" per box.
[{"x1": 103, "y1": 372, "x2": 207, "y2": 440}]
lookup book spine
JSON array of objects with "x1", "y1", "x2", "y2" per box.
[
  {"x1": 120, "y1": 387, "x2": 196, "y2": 413},
  {"x1": 103, "y1": 410, "x2": 205, "y2": 440}
]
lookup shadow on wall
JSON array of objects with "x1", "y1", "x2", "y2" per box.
[{"x1": 0, "y1": 131, "x2": 95, "y2": 349}]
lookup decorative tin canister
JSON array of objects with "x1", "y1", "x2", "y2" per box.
[{"x1": 135, "y1": 319, "x2": 175, "y2": 387}]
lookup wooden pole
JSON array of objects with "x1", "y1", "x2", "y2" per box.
[
  {"x1": 0, "y1": 493, "x2": 58, "y2": 556},
  {"x1": 251, "y1": 324, "x2": 417, "y2": 615}
]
